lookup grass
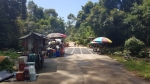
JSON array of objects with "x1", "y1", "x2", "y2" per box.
[{"x1": 108, "y1": 55, "x2": 150, "y2": 80}]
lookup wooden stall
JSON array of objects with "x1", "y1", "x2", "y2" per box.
[{"x1": 19, "y1": 32, "x2": 47, "y2": 70}]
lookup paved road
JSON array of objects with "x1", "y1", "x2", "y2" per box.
[
  {"x1": 1, "y1": 46, "x2": 149, "y2": 84},
  {"x1": 65, "y1": 47, "x2": 97, "y2": 54}
]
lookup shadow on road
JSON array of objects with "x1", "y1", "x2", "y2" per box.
[
  {"x1": 37, "y1": 59, "x2": 57, "y2": 74},
  {"x1": 64, "y1": 53, "x2": 73, "y2": 57},
  {"x1": 1, "y1": 54, "x2": 149, "y2": 84}
]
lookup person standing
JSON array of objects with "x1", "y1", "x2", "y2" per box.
[
  {"x1": 74, "y1": 42, "x2": 76, "y2": 47},
  {"x1": 60, "y1": 40, "x2": 65, "y2": 57}
]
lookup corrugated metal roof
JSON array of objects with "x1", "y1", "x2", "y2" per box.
[{"x1": 19, "y1": 32, "x2": 46, "y2": 40}]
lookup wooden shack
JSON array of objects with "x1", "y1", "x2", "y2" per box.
[
  {"x1": 19, "y1": 32, "x2": 47, "y2": 70},
  {"x1": 19, "y1": 32, "x2": 47, "y2": 54}
]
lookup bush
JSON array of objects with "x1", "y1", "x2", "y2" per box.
[
  {"x1": 122, "y1": 50, "x2": 131, "y2": 56},
  {"x1": 107, "y1": 47, "x2": 124, "y2": 54},
  {"x1": 0, "y1": 49, "x2": 19, "y2": 59},
  {"x1": 138, "y1": 49, "x2": 150, "y2": 58},
  {"x1": 124, "y1": 37, "x2": 145, "y2": 56},
  {"x1": 0, "y1": 58, "x2": 14, "y2": 72},
  {"x1": 117, "y1": 47, "x2": 124, "y2": 51},
  {"x1": 113, "y1": 51, "x2": 123, "y2": 56}
]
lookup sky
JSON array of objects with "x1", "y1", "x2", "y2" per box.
[{"x1": 27, "y1": 0, "x2": 98, "y2": 22}]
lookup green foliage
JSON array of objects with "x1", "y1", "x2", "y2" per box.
[
  {"x1": 0, "y1": 0, "x2": 149, "y2": 52},
  {"x1": 124, "y1": 1, "x2": 150, "y2": 45},
  {"x1": 109, "y1": 55, "x2": 125, "y2": 63},
  {"x1": 124, "y1": 60, "x2": 150, "y2": 80},
  {"x1": 124, "y1": 37, "x2": 145, "y2": 56},
  {"x1": 113, "y1": 51, "x2": 123, "y2": 56},
  {"x1": 109, "y1": 55, "x2": 150, "y2": 80},
  {"x1": 49, "y1": 17, "x2": 65, "y2": 33},
  {"x1": 0, "y1": 58, "x2": 15, "y2": 72},
  {"x1": 0, "y1": 50, "x2": 20, "y2": 59},
  {"x1": 106, "y1": 47, "x2": 124, "y2": 54},
  {"x1": 44, "y1": 9, "x2": 58, "y2": 17},
  {"x1": 72, "y1": 0, "x2": 150, "y2": 47},
  {"x1": 72, "y1": 25, "x2": 95, "y2": 45},
  {"x1": 139, "y1": 50, "x2": 148, "y2": 58},
  {"x1": 0, "y1": 0, "x2": 27, "y2": 49},
  {"x1": 122, "y1": 50, "x2": 131, "y2": 56},
  {"x1": 23, "y1": 1, "x2": 65, "y2": 35},
  {"x1": 120, "y1": 0, "x2": 143, "y2": 12},
  {"x1": 138, "y1": 48, "x2": 150, "y2": 58}
]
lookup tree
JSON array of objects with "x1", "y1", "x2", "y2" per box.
[
  {"x1": 21, "y1": 0, "x2": 27, "y2": 20},
  {"x1": 49, "y1": 17, "x2": 65, "y2": 33},
  {"x1": 44, "y1": 9, "x2": 58, "y2": 17},
  {"x1": 66, "y1": 13, "x2": 76, "y2": 29},
  {"x1": 100, "y1": 0, "x2": 121, "y2": 10},
  {"x1": 120, "y1": 0, "x2": 143, "y2": 12},
  {"x1": 75, "y1": 1, "x2": 94, "y2": 28},
  {"x1": 0, "y1": 0, "x2": 27, "y2": 49},
  {"x1": 124, "y1": 0, "x2": 150, "y2": 45}
]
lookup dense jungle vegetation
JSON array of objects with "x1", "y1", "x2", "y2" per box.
[{"x1": 0, "y1": 0, "x2": 150, "y2": 49}]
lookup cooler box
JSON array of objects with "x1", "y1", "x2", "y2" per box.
[
  {"x1": 28, "y1": 54, "x2": 36, "y2": 62},
  {"x1": 26, "y1": 62, "x2": 35, "y2": 67}
]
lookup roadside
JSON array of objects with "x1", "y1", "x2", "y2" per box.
[
  {"x1": 68, "y1": 41, "x2": 86, "y2": 47},
  {"x1": 108, "y1": 54, "x2": 150, "y2": 81},
  {"x1": 1, "y1": 53, "x2": 149, "y2": 84}
]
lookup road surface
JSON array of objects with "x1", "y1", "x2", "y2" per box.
[
  {"x1": 1, "y1": 43, "x2": 149, "y2": 84},
  {"x1": 65, "y1": 47, "x2": 97, "y2": 54}
]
